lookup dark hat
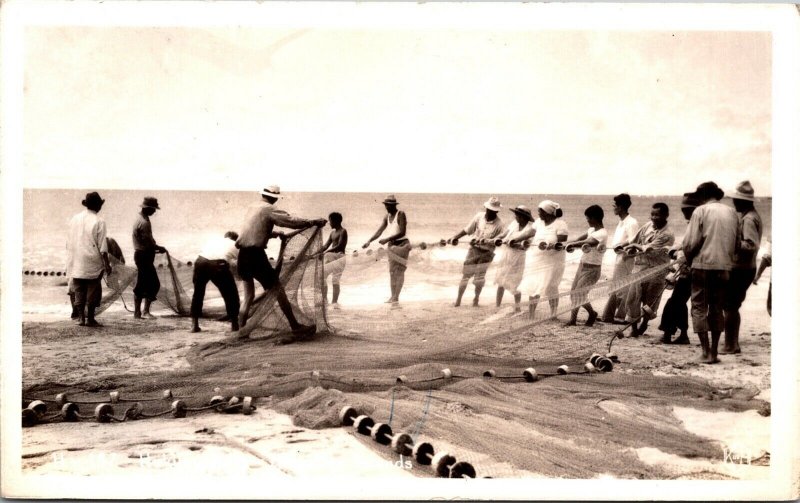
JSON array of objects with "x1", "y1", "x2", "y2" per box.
[
  {"x1": 382, "y1": 194, "x2": 399, "y2": 205},
  {"x1": 510, "y1": 205, "x2": 534, "y2": 221},
  {"x1": 82, "y1": 191, "x2": 105, "y2": 208},
  {"x1": 140, "y1": 196, "x2": 160, "y2": 210},
  {"x1": 693, "y1": 181, "x2": 724, "y2": 201},
  {"x1": 680, "y1": 191, "x2": 702, "y2": 208}
]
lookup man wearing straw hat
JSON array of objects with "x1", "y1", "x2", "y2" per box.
[
  {"x1": 722, "y1": 180, "x2": 762, "y2": 354},
  {"x1": 132, "y1": 196, "x2": 167, "y2": 320},
  {"x1": 236, "y1": 185, "x2": 326, "y2": 340},
  {"x1": 681, "y1": 181, "x2": 738, "y2": 364},
  {"x1": 450, "y1": 196, "x2": 505, "y2": 307},
  {"x1": 66, "y1": 191, "x2": 112, "y2": 327}
]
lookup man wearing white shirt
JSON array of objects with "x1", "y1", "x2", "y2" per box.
[
  {"x1": 66, "y1": 192, "x2": 112, "y2": 327},
  {"x1": 601, "y1": 193, "x2": 639, "y2": 323},
  {"x1": 191, "y1": 231, "x2": 241, "y2": 333}
]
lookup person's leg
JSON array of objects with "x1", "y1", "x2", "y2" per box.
[
  {"x1": 722, "y1": 268, "x2": 754, "y2": 354},
  {"x1": 528, "y1": 295, "x2": 540, "y2": 320},
  {"x1": 567, "y1": 265, "x2": 583, "y2": 325},
  {"x1": 581, "y1": 265, "x2": 601, "y2": 326},
  {"x1": 624, "y1": 278, "x2": 643, "y2": 330},
  {"x1": 671, "y1": 276, "x2": 692, "y2": 344},
  {"x1": 392, "y1": 244, "x2": 410, "y2": 302},
  {"x1": 141, "y1": 252, "x2": 159, "y2": 318},
  {"x1": 513, "y1": 292, "x2": 522, "y2": 312},
  {"x1": 496, "y1": 287, "x2": 505, "y2": 307},
  {"x1": 706, "y1": 270, "x2": 728, "y2": 364},
  {"x1": 601, "y1": 257, "x2": 624, "y2": 322},
  {"x1": 276, "y1": 284, "x2": 303, "y2": 330},
  {"x1": 190, "y1": 259, "x2": 209, "y2": 332},
  {"x1": 240, "y1": 279, "x2": 255, "y2": 327},
  {"x1": 331, "y1": 281, "x2": 341, "y2": 305},
  {"x1": 211, "y1": 263, "x2": 240, "y2": 332},
  {"x1": 85, "y1": 277, "x2": 103, "y2": 327},
  {"x1": 614, "y1": 256, "x2": 635, "y2": 320},
  {"x1": 473, "y1": 262, "x2": 489, "y2": 306},
  {"x1": 455, "y1": 275, "x2": 470, "y2": 307},
  {"x1": 73, "y1": 279, "x2": 88, "y2": 326},
  {"x1": 767, "y1": 281, "x2": 772, "y2": 317},
  {"x1": 690, "y1": 269, "x2": 712, "y2": 361},
  {"x1": 133, "y1": 251, "x2": 146, "y2": 318}
]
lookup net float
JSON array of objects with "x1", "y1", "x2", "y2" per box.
[
  {"x1": 109, "y1": 391, "x2": 120, "y2": 403},
  {"x1": 439, "y1": 239, "x2": 448, "y2": 247},
  {"x1": 450, "y1": 461, "x2": 477, "y2": 478},
  {"x1": 537, "y1": 241, "x2": 548, "y2": 250},
  {"x1": 469, "y1": 238, "x2": 479, "y2": 246},
  {"x1": 396, "y1": 375, "x2": 408, "y2": 384},
  {"x1": 411, "y1": 441, "x2": 435, "y2": 466},
  {"x1": 626, "y1": 247, "x2": 640, "y2": 256},
  {"x1": 22, "y1": 408, "x2": 38, "y2": 427},
  {"x1": 27, "y1": 400, "x2": 47, "y2": 417},
  {"x1": 595, "y1": 357, "x2": 614, "y2": 372},
  {"x1": 446, "y1": 238, "x2": 459, "y2": 246},
  {"x1": 614, "y1": 245, "x2": 625, "y2": 254},
  {"x1": 597, "y1": 244, "x2": 607, "y2": 253},
  {"x1": 242, "y1": 396, "x2": 255, "y2": 415},
  {"x1": 557, "y1": 365, "x2": 570, "y2": 375},
  {"x1": 492, "y1": 238, "x2": 504, "y2": 246},
  {"x1": 606, "y1": 352, "x2": 619, "y2": 362},
  {"x1": 523, "y1": 367, "x2": 538, "y2": 382},
  {"x1": 552, "y1": 242, "x2": 565, "y2": 251},
  {"x1": 483, "y1": 369, "x2": 496, "y2": 378},
  {"x1": 353, "y1": 415, "x2": 394, "y2": 446},
  {"x1": 584, "y1": 362, "x2": 597, "y2": 373},
  {"x1": 61, "y1": 403, "x2": 80, "y2": 422},
  {"x1": 55, "y1": 393, "x2": 68, "y2": 406},
  {"x1": 642, "y1": 305, "x2": 656, "y2": 320},
  {"x1": 162, "y1": 389, "x2": 173, "y2": 399},
  {"x1": 391, "y1": 432, "x2": 414, "y2": 456},
  {"x1": 565, "y1": 244, "x2": 577, "y2": 253},
  {"x1": 208, "y1": 395, "x2": 226, "y2": 412},
  {"x1": 125, "y1": 402, "x2": 144, "y2": 420},
  {"x1": 339, "y1": 405, "x2": 359, "y2": 426},
  {"x1": 94, "y1": 403, "x2": 114, "y2": 423},
  {"x1": 171, "y1": 400, "x2": 187, "y2": 418},
  {"x1": 441, "y1": 368, "x2": 452, "y2": 379},
  {"x1": 418, "y1": 242, "x2": 428, "y2": 250},
  {"x1": 432, "y1": 452, "x2": 458, "y2": 478}
]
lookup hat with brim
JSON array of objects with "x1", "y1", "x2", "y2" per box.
[
  {"x1": 730, "y1": 180, "x2": 756, "y2": 202},
  {"x1": 680, "y1": 192, "x2": 702, "y2": 208},
  {"x1": 140, "y1": 196, "x2": 160, "y2": 210},
  {"x1": 692, "y1": 181, "x2": 724, "y2": 201},
  {"x1": 510, "y1": 205, "x2": 533, "y2": 221},
  {"x1": 260, "y1": 185, "x2": 283, "y2": 199},
  {"x1": 382, "y1": 195, "x2": 399, "y2": 205},
  {"x1": 484, "y1": 197, "x2": 502, "y2": 212},
  {"x1": 82, "y1": 191, "x2": 105, "y2": 208}
]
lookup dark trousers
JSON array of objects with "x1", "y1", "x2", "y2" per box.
[
  {"x1": 658, "y1": 275, "x2": 691, "y2": 335},
  {"x1": 690, "y1": 269, "x2": 729, "y2": 333},
  {"x1": 133, "y1": 249, "x2": 160, "y2": 301},
  {"x1": 191, "y1": 257, "x2": 240, "y2": 320},
  {"x1": 73, "y1": 275, "x2": 103, "y2": 310}
]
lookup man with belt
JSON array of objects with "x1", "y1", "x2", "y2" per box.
[
  {"x1": 132, "y1": 196, "x2": 167, "y2": 319},
  {"x1": 449, "y1": 196, "x2": 505, "y2": 307},
  {"x1": 236, "y1": 185, "x2": 326, "y2": 340},
  {"x1": 66, "y1": 191, "x2": 112, "y2": 327},
  {"x1": 191, "y1": 231, "x2": 241, "y2": 333}
]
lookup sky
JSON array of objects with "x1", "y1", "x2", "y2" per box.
[{"x1": 21, "y1": 23, "x2": 772, "y2": 196}]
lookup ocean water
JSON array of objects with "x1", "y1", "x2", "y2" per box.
[{"x1": 22, "y1": 189, "x2": 772, "y2": 272}]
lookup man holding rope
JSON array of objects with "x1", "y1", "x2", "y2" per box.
[{"x1": 132, "y1": 196, "x2": 167, "y2": 320}]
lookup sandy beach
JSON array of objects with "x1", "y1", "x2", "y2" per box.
[{"x1": 19, "y1": 268, "x2": 772, "y2": 484}]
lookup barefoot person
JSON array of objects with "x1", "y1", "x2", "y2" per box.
[
  {"x1": 66, "y1": 191, "x2": 112, "y2": 327},
  {"x1": 495, "y1": 205, "x2": 535, "y2": 312},
  {"x1": 236, "y1": 185, "x2": 326, "y2": 340},
  {"x1": 190, "y1": 231, "x2": 241, "y2": 334},
  {"x1": 450, "y1": 197, "x2": 505, "y2": 307},
  {"x1": 682, "y1": 181, "x2": 739, "y2": 364},
  {"x1": 658, "y1": 192, "x2": 701, "y2": 344},
  {"x1": 522, "y1": 200, "x2": 569, "y2": 320},
  {"x1": 601, "y1": 193, "x2": 639, "y2": 323},
  {"x1": 722, "y1": 180, "x2": 763, "y2": 354},
  {"x1": 69, "y1": 236, "x2": 125, "y2": 320},
  {"x1": 317, "y1": 212, "x2": 348, "y2": 308},
  {"x1": 132, "y1": 196, "x2": 167, "y2": 319},
  {"x1": 564, "y1": 204, "x2": 607, "y2": 326},
  {"x1": 362, "y1": 195, "x2": 411, "y2": 306},
  {"x1": 623, "y1": 202, "x2": 675, "y2": 337}
]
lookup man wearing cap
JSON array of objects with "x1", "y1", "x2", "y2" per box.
[
  {"x1": 494, "y1": 205, "x2": 535, "y2": 312},
  {"x1": 450, "y1": 197, "x2": 505, "y2": 307},
  {"x1": 363, "y1": 195, "x2": 411, "y2": 306},
  {"x1": 601, "y1": 193, "x2": 640, "y2": 324},
  {"x1": 622, "y1": 202, "x2": 675, "y2": 337},
  {"x1": 66, "y1": 192, "x2": 112, "y2": 327},
  {"x1": 722, "y1": 180, "x2": 762, "y2": 354},
  {"x1": 132, "y1": 196, "x2": 167, "y2": 319},
  {"x1": 236, "y1": 185, "x2": 326, "y2": 340},
  {"x1": 564, "y1": 204, "x2": 607, "y2": 326},
  {"x1": 658, "y1": 192, "x2": 702, "y2": 344},
  {"x1": 682, "y1": 181, "x2": 739, "y2": 364}
]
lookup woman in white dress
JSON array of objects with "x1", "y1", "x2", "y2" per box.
[
  {"x1": 522, "y1": 200, "x2": 569, "y2": 320},
  {"x1": 495, "y1": 205, "x2": 535, "y2": 312}
]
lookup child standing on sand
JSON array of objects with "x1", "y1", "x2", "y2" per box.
[{"x1": 317, "y1": 212, "x2": 349, "y2": 308}]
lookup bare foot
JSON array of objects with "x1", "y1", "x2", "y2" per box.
[
  {"x1": 719, "y1": 346, "x2": 741, "y2": 354},
  {"x1": 142, "y1": 312, "x2": 156, "y2": 320},
  {"x1": 85, "y1": 320, "x2": 103, "y2": 328},
  {"x1": 191, "y1": 326, "x2": 201, "y2": 333},
  {"x1": 701, "y1": 355, "x2": 721, "y2": 364}
]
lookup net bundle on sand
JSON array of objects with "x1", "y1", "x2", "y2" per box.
[{"x1": 25, "y1": 228, "x2": 767, "y2": 478}]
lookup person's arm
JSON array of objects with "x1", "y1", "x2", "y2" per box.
[
  {"x1": 642, "y1": 229, "x2": 675, "y2": 254},
  {"x1": 753, "y1": 253, "x2": 771, "y2": 284},
  {"x1": 96, "y1": 220, "x2": 112, "y2": 275},
  {"x1": 379, "y1": 211, "x2": 407, "y2": 245},
  {"x1": 738, "y1": 215, "x2": 761, "y2": 262},
  {"x1": 451, "y1": 214, "x2": 478, "y2": 242},
  {"x1": 271, "y1": 209, "x2": 325, "y2": 230},
  {"x1": 364, "y1": 217, "x2": 388, "y2": 248},
  {"x1": 316, "y1": 234, "x2": 333, "y2": 256},
  {"x1": 681, "y1": 211, "x2": 704, "y2": 262}
]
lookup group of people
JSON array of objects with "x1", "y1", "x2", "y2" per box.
[{"x1": 65, "y1": 180, "x2": 767, "y2": 359}]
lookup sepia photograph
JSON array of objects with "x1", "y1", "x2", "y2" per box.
[{"x1": 1, "y1": 1, "x2": 798, "y2": 500}]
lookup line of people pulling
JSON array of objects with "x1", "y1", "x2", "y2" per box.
[{"x1": 66, "y1": 180, "x2": 764, "y2": 359}]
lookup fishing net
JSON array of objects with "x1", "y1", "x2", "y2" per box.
[{"x1": 24, "y1": 228, "x2": 768, "y2": 478}]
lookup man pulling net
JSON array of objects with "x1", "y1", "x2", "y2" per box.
[{"x1": 235, "y1": 185, "x2": 326, "y2": 342}]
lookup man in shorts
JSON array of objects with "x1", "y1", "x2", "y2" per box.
[
  {"x1": 449, "y1": 197, "x2": 505, "y2": 307},
  {"x1": 236, "y1": 185, "x2": 326, "y2": 340}
]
